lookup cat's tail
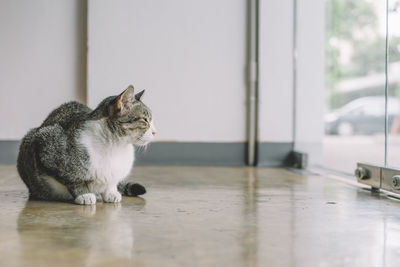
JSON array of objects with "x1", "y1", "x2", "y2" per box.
[
  {"x1": 117, "y1": 181, "x2": 146, "y2": 196},
  {"x1": 17, "y1": 128, "x2": 42, "y2": 197},
  {"x1": 17, "y1": 128, "x2": 72, "y2": 201}
]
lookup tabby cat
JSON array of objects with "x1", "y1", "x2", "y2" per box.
[{"x1": 17, "y1": 85, "x2": 156, "y2": 205}]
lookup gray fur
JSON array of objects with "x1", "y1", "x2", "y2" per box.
[{"x1": 17, "y1": 85, "x2": 153, "y2": 204}]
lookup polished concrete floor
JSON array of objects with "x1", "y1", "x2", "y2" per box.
[{"x1": 1, "y1": 165, "x2": 400, "y2": 267}]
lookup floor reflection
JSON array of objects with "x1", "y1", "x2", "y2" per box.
[
  {"x1": 2, "y1": 166, "x2": 400, "y2": 266},
  {"x1": 241, "y1": 167, "x2": 258, "y2": 267},
  {"x1": 17, "y1": 198, "x2": 145, "y2": 266},
  {"x1": 381, "y1": 211, "x2": 400, "y2": 267}
]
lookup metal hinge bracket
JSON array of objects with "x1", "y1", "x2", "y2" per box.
[{"x1": 356, "y1": 162, "x2": 400, "y2": 194}]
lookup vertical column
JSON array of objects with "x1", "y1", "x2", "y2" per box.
[
  {"x1": 258, "y1": 0, "x2": 294, "y2": 166},
  {"x1": 294, "y1": 0, "x2": 325, "y2": 165}
]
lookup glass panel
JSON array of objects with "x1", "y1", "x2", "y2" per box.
[
  {"x1": 323, "y1": 0, "x2": 386, "y2": 173},
  {"x1": 387, "y1": 0, "x2": 400, "y2": 167}
]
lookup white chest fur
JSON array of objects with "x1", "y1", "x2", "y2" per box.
[{"x1": 79, "y1": 120, "x2": 134, "y2": 187}]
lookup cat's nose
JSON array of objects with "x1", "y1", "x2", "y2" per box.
[{"x1": 150, "y1": 122, "x2": 157, "y2": 136}]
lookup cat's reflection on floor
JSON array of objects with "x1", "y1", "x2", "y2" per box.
[{"x1": 17, "y1": 198, "x2": 146, "y2": 266}]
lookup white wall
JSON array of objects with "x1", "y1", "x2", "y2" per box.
[
  {"x1": 87, "y1": 0, "x2": 247, "y2": 142},
  {"x1": 294, "y1": 0, "x2": 324, "y2": 164},
  {"x1": 258, "y1": 0, "x2": 294, "y2": 143},
  {"x1": 0, "y1": 0, "x2": 86, "y2": 140},
  {"x1": 0, "y1": 0, "x2": 325, "y2": 161},
  {"x1": 258, "y1": 0, "x2": 324, "y2": 165}
]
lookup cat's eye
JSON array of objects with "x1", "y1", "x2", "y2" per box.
[
  {"x1": 122, "y1": 118, "x2": 140, "y2": 124},
  {"x1": 123, "y1": 117, "x2": 150, "y2": 124}
]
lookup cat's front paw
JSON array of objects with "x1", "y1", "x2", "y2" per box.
[
  {"x1": 102, "y1": 190, "x2": 122, "y2": 203},
  {"x1": 75, "y1": 193, "x2": 97, "y2": 205}
]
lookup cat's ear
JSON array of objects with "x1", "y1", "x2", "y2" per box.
[
  {"x1": 110, "y1": 85, "x2": 135, "y2": 116},
  {"x1": 135, "y1": 90, "x2": 145, "y2": 101},
  {"x1": 118, "y1": 85, "x2": 135, "y2": 108}
]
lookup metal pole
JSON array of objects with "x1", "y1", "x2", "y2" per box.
[
  {"x1": 247, "y1": 0, "x2": 259, "y2": 166},
  {"x1": 292, "y1": 0, "x2": 297, "y2": 150}
]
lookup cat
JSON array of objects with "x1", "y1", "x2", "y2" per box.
[{"x1": 17, "y1": 85, "x2": 156, "y2": 205}]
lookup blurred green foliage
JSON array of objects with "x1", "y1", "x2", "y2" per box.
[{"x1": 325, "y1": 0, "x2": 400, "y2": 109}]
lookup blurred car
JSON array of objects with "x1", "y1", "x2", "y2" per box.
[{"x1": 325, "y1": 96, "x2": 400, "y2": 135}]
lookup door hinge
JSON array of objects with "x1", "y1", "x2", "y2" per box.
[{"x1": 356, "y1": 162, "x2": 400, "y2": 194}]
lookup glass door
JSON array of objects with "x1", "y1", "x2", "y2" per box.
[
  {"x1": 387, "y1": 0, "x2": 400, "y2": 168},
  {"x1": 323, "y1": 0, "x2": 388, "y2": 174}
]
